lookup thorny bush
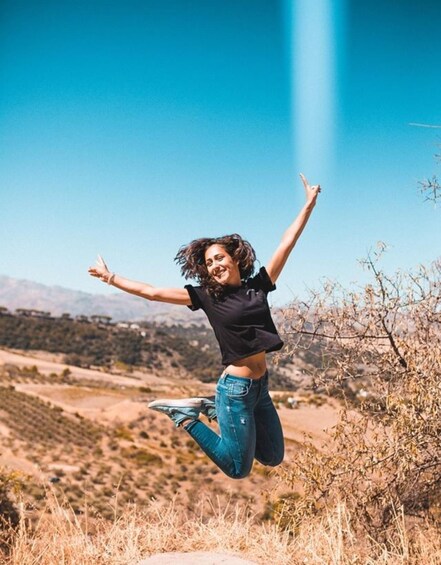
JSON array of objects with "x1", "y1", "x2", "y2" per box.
[{"x1": 277, "y1": 244, "x2": 441, "y2": 535}]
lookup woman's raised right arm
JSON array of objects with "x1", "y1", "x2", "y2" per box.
[{"x1": 88, "y1": 256, "x2": 192, "y2": 306}]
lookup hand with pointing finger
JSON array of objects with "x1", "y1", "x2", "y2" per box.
[{"x1": 300, "y1": 173, "x2": 321, "y2": 207}]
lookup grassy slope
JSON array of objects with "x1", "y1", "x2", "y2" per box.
[{"x1": 0, "y1": 348, "x2": 331, "y2": 524}]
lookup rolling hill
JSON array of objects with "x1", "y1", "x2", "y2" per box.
[{"x1": 0, "y1": 275, "x2": 206, "y2": 324}]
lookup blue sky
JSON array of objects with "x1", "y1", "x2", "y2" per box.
[{"x1": 1, "y1": 0, "x2": 440, "y2": 307}]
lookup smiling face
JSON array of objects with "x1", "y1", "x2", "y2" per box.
[{"x1": 204, "y1": 244, "x2": 241, "y2": 286}]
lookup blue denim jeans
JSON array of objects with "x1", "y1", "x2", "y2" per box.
[{"x1": 185, "y1": 371, "x2": 284, "y2": 479}]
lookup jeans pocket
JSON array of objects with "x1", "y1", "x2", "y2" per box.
[{"x1": 226, "y1": 380, "x2": 251, "y2": 399}]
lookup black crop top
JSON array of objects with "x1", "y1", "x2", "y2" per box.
[{"x1": 185, "y1": 267, "x2": 284, "y2": 365}]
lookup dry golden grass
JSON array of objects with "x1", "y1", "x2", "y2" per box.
[{"x1": 4, "y1": 493, "x2": 441, "y2": 565}]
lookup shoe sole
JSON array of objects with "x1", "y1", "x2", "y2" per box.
[
  {"x1": 148, "y1": 398, "x2": 217, "y2": 421},
  {"x1": 148, "y1": 398, "x2": 203, "y2": 409}
]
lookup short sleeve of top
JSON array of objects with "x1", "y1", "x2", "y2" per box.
[
  {"x1": 185, "y1": 267, "x2": 276, "y2": 312},
  {"x1": 184, "y1": 267, "x2": 283, "y2": 365}
]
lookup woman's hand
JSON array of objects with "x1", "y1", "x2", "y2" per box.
[
  {"x1": 267, "y1": 173, "x2": 321, "y2": 284},
  {"x1": 300, "y1": 173, "x2": 321, "y2": 206},
  {"x1": 88, "y1": 255, "x2": 112, "y2": 283}
]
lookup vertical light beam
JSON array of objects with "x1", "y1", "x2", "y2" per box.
[{"x1": 284, "y1": 0, "x2": 345, "y2": 184}]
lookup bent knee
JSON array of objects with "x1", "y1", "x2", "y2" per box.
[
  {"x1": 258, "y1": 449, "x2": 284, "y2": 468},
  {"x1": 229, "y1": 470, "x2": 251, "y2": 480},
  {"x1": 264, "y1": 455, "x2": 284, "y2": 467},
  {"x1": 227, "y1": 463, "x2": 253, "y2": 480}
]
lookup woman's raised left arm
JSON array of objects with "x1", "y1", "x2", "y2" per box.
[{"x1": 266, "y1": 173, "x2": 321, "y2": 284}]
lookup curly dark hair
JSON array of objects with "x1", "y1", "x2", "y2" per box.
[{"x1": 174, "y1": 234, "x2": 256, "y2": 298}]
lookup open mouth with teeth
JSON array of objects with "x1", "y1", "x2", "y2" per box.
[{"x1": 213, "y1": 269, "x2": 228, "y2": 281}]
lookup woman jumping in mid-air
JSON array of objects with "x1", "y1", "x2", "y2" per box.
[{"x1": 88, "y1": 174, "x2": 321, "y2": 479}]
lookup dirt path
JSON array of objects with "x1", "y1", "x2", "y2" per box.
[
  {"x1": 0, "y1": 348, "x2": 216, "y2": 393},
  {"x1": 279, "y1": 402, "x2": 340, "y2": 446}
]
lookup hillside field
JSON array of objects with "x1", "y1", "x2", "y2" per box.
[{"x1": 0, "y1": 348, "x2": 338, "y2": 523}]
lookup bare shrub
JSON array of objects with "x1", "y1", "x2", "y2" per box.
[
  {"x1": 419, "y1": 143, "x2": 440, "y2": 204},
  {"x1": 278, "y1": 245, "x2": 441, "y2": 534}
]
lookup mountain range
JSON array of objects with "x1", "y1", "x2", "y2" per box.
[{"x1": 0, "y1": 275, "x2": 206, "y2": 324}]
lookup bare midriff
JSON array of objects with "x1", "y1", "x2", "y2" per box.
[{"x1": 224, "y1": 351, "x2": 267, "y2": 380}]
